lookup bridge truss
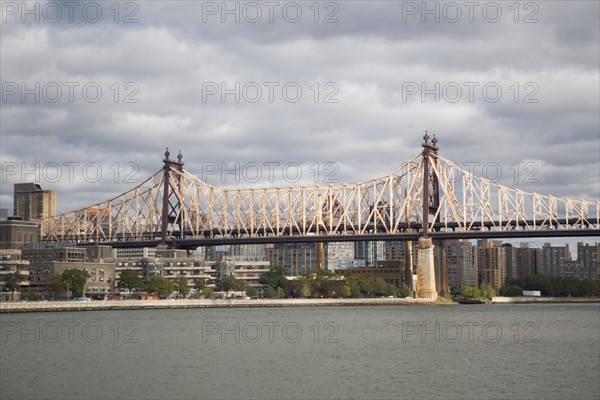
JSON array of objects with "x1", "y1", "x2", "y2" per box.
[{"x1": 40, "y1": 135, "x2": 600, "y2": 247}]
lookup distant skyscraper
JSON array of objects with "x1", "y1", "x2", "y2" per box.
[
  {"x1": 268, "y1": 243, "x2": 317, "y2": 276},
  {"x1": 577, "y1": 242, "x2": 599, "y2": 280},
  {"x1": 503, "y1": 244, "x2": 518, "y2": 281},
  {"x1": 385, "y1": 241, "x2": 406, "y2": 261},
  {"x1": 445, "y1": 240, "x2": 477, "y2": 289},
  {"x1": 540, "y1": 243, "x2": 570, "y2": 276},
  {"x1": 355, "y1": 241, "x2": 385, "y2": 267},
  {"x1": 477, "y1": 240, "x2": 506, "y2": 288},
  {"x1": 13, "y1": 183, "x2": 56, "y2": 221},
  {"x1": 325, "y1": 242, "x2": 355, "y2": 271},
  {"x1": 515, "y1": 243, "x2": 539, "y2": 277},
  {"x1": 538, "y1": 242, "x2": 598, "y2": 280},
  {"x1": 230, "y1": 244, "x2": 270, "y2": 261}
]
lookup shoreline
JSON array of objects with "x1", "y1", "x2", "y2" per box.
[
  {"x1": 1, "y1": 298, "x2": 447, "y2": 313},
  {"x1": 0, "y1": 296, "x2": 597, "y2": 313},
  {"x1": 491, "y1": 296, "x2": 599, "y2": 304}
]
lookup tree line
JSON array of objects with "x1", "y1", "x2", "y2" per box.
[
  {"x1": 259, "y1": 265, "x2": 410, "y2": 299},
  {"x1": 453, "y1": 275, "x2": 600, "y2": 301},
  {"x1": 500, "y1": 275, "x2": 600, "y2": 297},
  {"x1": 1, "y1": 268, "x2": 92, "y2": 301}
]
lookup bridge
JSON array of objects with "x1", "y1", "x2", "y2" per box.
[
  {"x1": 40, "y1": 133, "x2": 600, "y2": 247},
  {"x1": 39, "y1": 133, "x2": 599, "y2": 299}
]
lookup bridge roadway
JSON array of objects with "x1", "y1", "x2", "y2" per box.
[{"x1": 44, "y1": 218, "x2": 600, "y2": 249}]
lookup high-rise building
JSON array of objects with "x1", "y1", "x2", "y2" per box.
[
  {"x1": 477, "y1": 240, "x2": 506, "y2": 288},
  {"x1": 504, "y1": 244, "x2": 519, "y2": 281},
  {"x1": 445, "y1": 240, "x2": 477, "y2": 289},
  {"x1": 515, "y1": 243, "x2": 540, "y2": 277},
  {"x1": 325, "y1": 242, "x2": 355, "y2": 271},
  {"x1": 355, "y1": 241, "x2": 385, "y2": 267},
  {"x1": 540, "y1": 243, "x2": 571, "y2": 276},
  {"x1": 538, "y1": 242, "x2": 599, "y2": 280},
  {"x1": 229, "y1": 244, "x2": 270, "y2": 261},
  {"x1": 385, "y1": 241, "x2": 405, "y2": 261},
  {"x1": 14, "y1": 183, "x2": 56, "y2": 221},
  {"x1": 577, "y1": 242, "x2": 599, "y2": 280},
  {"x1": 268, "y1": 243, "x2": 318, "y2": 276}
]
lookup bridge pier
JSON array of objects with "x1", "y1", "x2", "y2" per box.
[{"x1": 416, "y1": 237, "x2": 438, "y2": 299}]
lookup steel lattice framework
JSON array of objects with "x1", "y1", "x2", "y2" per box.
[{"x1": 40, "y1": 136, "x2": 600, "y2": 246}]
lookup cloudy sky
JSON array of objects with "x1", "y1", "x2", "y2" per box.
[{"x1": 1, "y1": 1, "x2": 599, "y2": 246}]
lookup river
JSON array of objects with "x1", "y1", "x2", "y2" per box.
[{"x1": 1, "y1": 303, "x2": 598, "y2": 399}]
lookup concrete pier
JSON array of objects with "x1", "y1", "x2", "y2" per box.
[{"x1": 416, "y1": 237, "x2": 438, "y2": 299}]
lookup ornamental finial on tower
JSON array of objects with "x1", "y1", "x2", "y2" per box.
[
  {"x1": 177, "y1": 151, "x2": 183, "y2": 165},
  {"x1": 423, "y1": 130, "x2": 430, "y2": 146},
  {"x1": 164, "y1": 147, "x2": 171, "y2": 161}
]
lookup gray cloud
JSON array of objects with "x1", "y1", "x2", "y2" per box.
[{"x1": 1, "y1": 0, "x2": 598, "y2": 219}]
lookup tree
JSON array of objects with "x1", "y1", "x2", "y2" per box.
[
  {"x1": 400, "y1": 285, "x2": 412, "y2": 298},
  {"x1": 285, "y1": 280, "x2": 304, "y2": 298},
  {"x1": 259, "y1": 265, "x2": 288, "y2": 291},
  {"x1": 373, "y1": 277, "x2": 388, "y2": 296},
  {"x1": 233, "y1": 279, "x2": 247, "y2": 292},
  {"x1": 61, "y1": 269, "x2": 91, "y2": 298},
  {"x1": 4, "y1": 271, "x2": 24, "y2": 301},
  {"x1": 479, "y1": 282, "x2": 496, "y2": 300},
  {"x1": 173, "y1": 276, "x2": 190, "y2": 298},
  {"x1": 342, "y1": 273, "x2": 363, "y2": 298},
  {"x1": 193, "y1": 279, "x2": 207, "y2": 291},
  {"x1": 47, "y1": 275, "x2": 66, "y2": 296},
  {"x1": 298, "y1": 271, "x2": 315, "y2": 297},
  {"x1": 245, "y1": 285, "x2": 257, "y2": 298},
  {"x1": 499, "y1": 284, "x2": 522, "y2": 296},
  {"x1": 360, "y1": 275, "x2": 377, "y2": 297},
  {"x1": 338, "y1": 284, "x2": 352, "y2": 298},
  {"x1": 275, "y1": 287, "x2": 285, "y2": 298},
  {"x1": 117, "y1": 269, "x2": 143, "y2": 298},
  {"x1": 217, "y1": 275, "x2": 236, "y2": 294},
  {"x1": 385, "y1": 284, "x2": 399, "y2": 297},
  {"x1": 502, "y1": 275, "x2": 600, "y2": 297},
  {"x1": 216, "y1": 274, "x2": 247, "y2": 295},
  {"x1": 313, "y1": 269, "x2": 336, "y2": 297},
  {"x1": 201, "y1": 287, "x2": 214, "y2": 299},
  {"x1": 147, "y1": 276, "x2": 174, "y2": 299},
  {"x1": 460, "y1": 285, "x2": 481, "y2": 300},
  {"x1": 265, "y1": 286, "x2": 277, "y2": 298}
]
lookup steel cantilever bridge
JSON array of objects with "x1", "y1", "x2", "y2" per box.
[{"x1": 40, "y1": 134, "x2": 600, "y2": 249}]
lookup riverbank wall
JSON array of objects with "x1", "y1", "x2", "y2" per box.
[
  {"x1": 492, "y1": 296, "x2": 599, "y2": 304},
  {"x1": 0, "y1": 297, "x2": 449, "y2": 313}
]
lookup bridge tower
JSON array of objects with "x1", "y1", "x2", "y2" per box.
[
  {"x1": 161, "y1": 148, "x2": 185, "y2": 245},
  {"x1": 416, "y1": 132, "x2": 440, "y2": 299}
]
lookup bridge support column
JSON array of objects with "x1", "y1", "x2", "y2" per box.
[{"x1": 416, "y1": 237, "x2": 438, "y2": 299}]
